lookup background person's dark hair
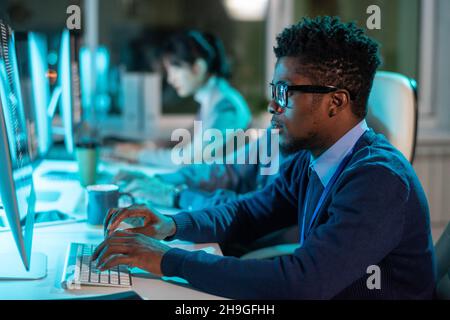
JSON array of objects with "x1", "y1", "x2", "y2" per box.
[
  {"x1": 163, "y1": 30, "x2": 231, "y2": 79},
  {"x1": 274, "y1": 16, "x2": 381, "y2": 119}
]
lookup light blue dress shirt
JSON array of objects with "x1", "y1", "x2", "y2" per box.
[{"x1": 310, "y1": 119, "x2": 369, "y2": 187}]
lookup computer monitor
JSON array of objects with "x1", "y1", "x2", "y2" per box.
[
  {"x1": 27, "y1": 29, "x2": 82, "y2": 157},
  {"x1": 80, "y1": 45, "x2": 111, "y2": 115},
  {"x1": 58, "y1": 29, "x2": 82, "y2": 155},
  {"x1": 28, "y1": 32, "x2": 51, "y2": 156},
  {"x1": 0, "y1": 20, "x2": 47, "y2": 280}
]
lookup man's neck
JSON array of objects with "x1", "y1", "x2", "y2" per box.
[{"x1": 310, "y1": 119, "x2": 363, "y2": 159}]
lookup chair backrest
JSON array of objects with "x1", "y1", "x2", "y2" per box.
[
  {"x1": 366, "y1": 71, "x2": 418, "y2": 163},
  {"x1": 435, "y1": 221, "x2": 450, "y2": 299}
]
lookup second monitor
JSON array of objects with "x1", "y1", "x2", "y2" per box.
[{"x1": 26, "y1": 29, "x2": 82, "y2": 158}]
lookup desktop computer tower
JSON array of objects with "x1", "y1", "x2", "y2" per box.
[
  {"x1": 122, "y1": 72, "x2": 143, "y2": 137},
  {"x1": 142, "y1": 73, "x2": 161, "y2": 138},
  {"x1": 102, "y1": 71, "x2": 161, "y2": 141}
]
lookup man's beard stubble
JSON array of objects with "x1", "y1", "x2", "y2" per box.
[
  {"x1": 272, "y1": 116, "x2": 319, "y2": 156},
  {"x1": 279, "y1": 131, "x2": 319, "y2": 156}
]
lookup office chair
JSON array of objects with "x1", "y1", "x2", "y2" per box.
[
  {"x1": 241, "y1": 71, "x2": 419, "y2": 260},
  {"x1": 366, "y1": 71, "x2": 418, "y2": 163},
  {"x1": 435, "y1": 221, "x2": 450, "y2": 299}
]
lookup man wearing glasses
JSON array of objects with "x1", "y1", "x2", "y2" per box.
[{"x1": 92, "y1": 17, "x2": 435, "y2": 299}]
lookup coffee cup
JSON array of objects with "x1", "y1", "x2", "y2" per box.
[
  {"x1": 75, "y1": 141, "x2": 99, "y2": 187},
  {"x1": 86, "y1": 184, "x2": 134, "y2": 225}
]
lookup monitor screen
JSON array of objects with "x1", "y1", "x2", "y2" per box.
[
  {"x1": 80, "y1": 45, "x2": 111, "y2": 114},
  {"x1": 28, "y1": 32, "x2": 52, "y2": 157},
  {"x1": 56, "y1": 29, "x2": 82, "y2": 155},
  {"x1": 14, "y1": 29, "x2": 83, "y2": 159},
  {"x1": 0, "y1": 20, "x2": 36, "y2": 270}
]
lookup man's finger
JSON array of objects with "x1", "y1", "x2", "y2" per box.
[
  {"x1": 92, "y1": 232, "x2": 136, "y2": 260},
  {"x1": 104, "y1": 207, "x2": 134, "y2": 235},
  {"x1": 124, "y1": 226, "x2": 156, "y2": 237},
  {"x1": 110, "y1": 229, "x2": 137, "y2": 237},
  {"x1": 106, "y1": 210, "x2": 150, "y2": 236},
  {"x1": 104, "y1": 204, "x2": 144, "y2": 230},
  {"x1": 103, "y1": 208, "x2": 122, "y2": 233},
  {"x1": 95, "y1": 243, "x2": 133, "y2": 268},
  {"x1": 98, "y1": 254, "x2": 133, "y2": 271},
  {"x1": 92, "y1": 238, "x2": 109, "y2": 261}
]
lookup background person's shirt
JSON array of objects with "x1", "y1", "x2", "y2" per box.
[
  {"x1": 160, "y1": 129, "x2": 436, "y2": 299},
  {"x1": 137, "y1": 76, "x2": 252, "y2": 168}
]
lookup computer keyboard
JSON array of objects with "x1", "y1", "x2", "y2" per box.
[{"x1": 61, "y1": 242, "x2": 132, "y2": 289}]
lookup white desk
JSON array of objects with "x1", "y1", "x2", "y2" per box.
[
  {"x1": 31, "y1": 159, "x2": 178, "y2": 218},
  {"x1": 0, "y1": 221, "x2": 225, "y2": 300},
  {"x1": 0, "y1": 159, "x2": 226, "y2": 300}
]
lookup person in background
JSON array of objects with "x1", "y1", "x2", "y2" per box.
[
  {"x1": 110, "y1": 30, "x2": 251, "y2": 167},
  {"x1": 114, "y1": 127, "x2": 293, "y2": 211},
  {"x1": 93, "y1": 17, "x2": 436, "y2": 299}
]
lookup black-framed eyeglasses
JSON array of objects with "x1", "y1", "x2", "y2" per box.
[{"x1": 269, "y1": 82, "x2": 340, "y2": 111}]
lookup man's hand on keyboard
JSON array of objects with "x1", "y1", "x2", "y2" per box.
[
  {"x1": 104, "y1": 204, "x2": 176, "y2": 239},
  {"x1": 92, "y1": 230, "x2": 170, "y2": 276}
]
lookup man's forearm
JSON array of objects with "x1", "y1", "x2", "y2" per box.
[
  {"x1": 168, "y1": 180, "x2": 298, "y2": 245},
  {"x1": 168, "y1": 206, "x2": 238, "y2": 243},
  {"x1": 160, "y1": 247, "x2": 318, "y2": 299},
  {"x1": 178, "y1": 189, "x2": 241, "y2": 210}
]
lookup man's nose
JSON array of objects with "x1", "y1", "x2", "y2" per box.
[{"x1": 268, "y1": 100, "x2": 284, "y2": 115}]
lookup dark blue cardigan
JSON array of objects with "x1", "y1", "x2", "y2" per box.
[{"x1": 161, "y1": 129, "x2": 436, "y2": 299}]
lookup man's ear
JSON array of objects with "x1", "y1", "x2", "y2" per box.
[
  {"x1": 192, "y1": 58, "x2": 208, "y2": 76},
  {"x1": 328, "y1": 90, "x2": 350, "y2": 117}
]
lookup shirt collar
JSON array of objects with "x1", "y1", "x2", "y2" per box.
[{"x1": 310, "y1": 119, "x2": 369, "y2": 187}]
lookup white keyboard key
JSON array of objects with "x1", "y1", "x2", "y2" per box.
[
  {"x1": 100, "y1": 272, "x2": 109, "y2": 284},
  {"x1": 80, "y1": 273, "x2": 89, "y2": 282},
  {"x1": 120, "y1": 276, "x2": 131, "y2": 285},
  {"x1": 90, "y1": 270, "x2": 100, "y2": 283}
]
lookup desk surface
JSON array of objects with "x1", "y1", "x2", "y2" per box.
[{"x1": 0, "y1": 160, "x2": 226, "y2": 300}]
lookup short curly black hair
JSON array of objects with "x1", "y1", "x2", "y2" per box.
[{"x1": 274, "y1": 16, "x2": 381, "y2": 118}]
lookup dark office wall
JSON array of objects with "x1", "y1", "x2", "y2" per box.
[
  {"x1": 1, "y1": 0, "x2": 267, "y2": 115},
  {"x1": 1, "y1": 0, "x2": 421, "y2": 114},
  {"x1": 294, "y1": 0, "x2": 420, "y2": 80},
  {"x1": 1, "y1": 0, "x2": 82, "y2": 33},
  {"x1": 95, "y1": 0, "x2": 266, "y2": 114}
]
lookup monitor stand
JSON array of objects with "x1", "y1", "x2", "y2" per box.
[{"x1": 0, "y1": 252, "x2": 47, "y2": 280}]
